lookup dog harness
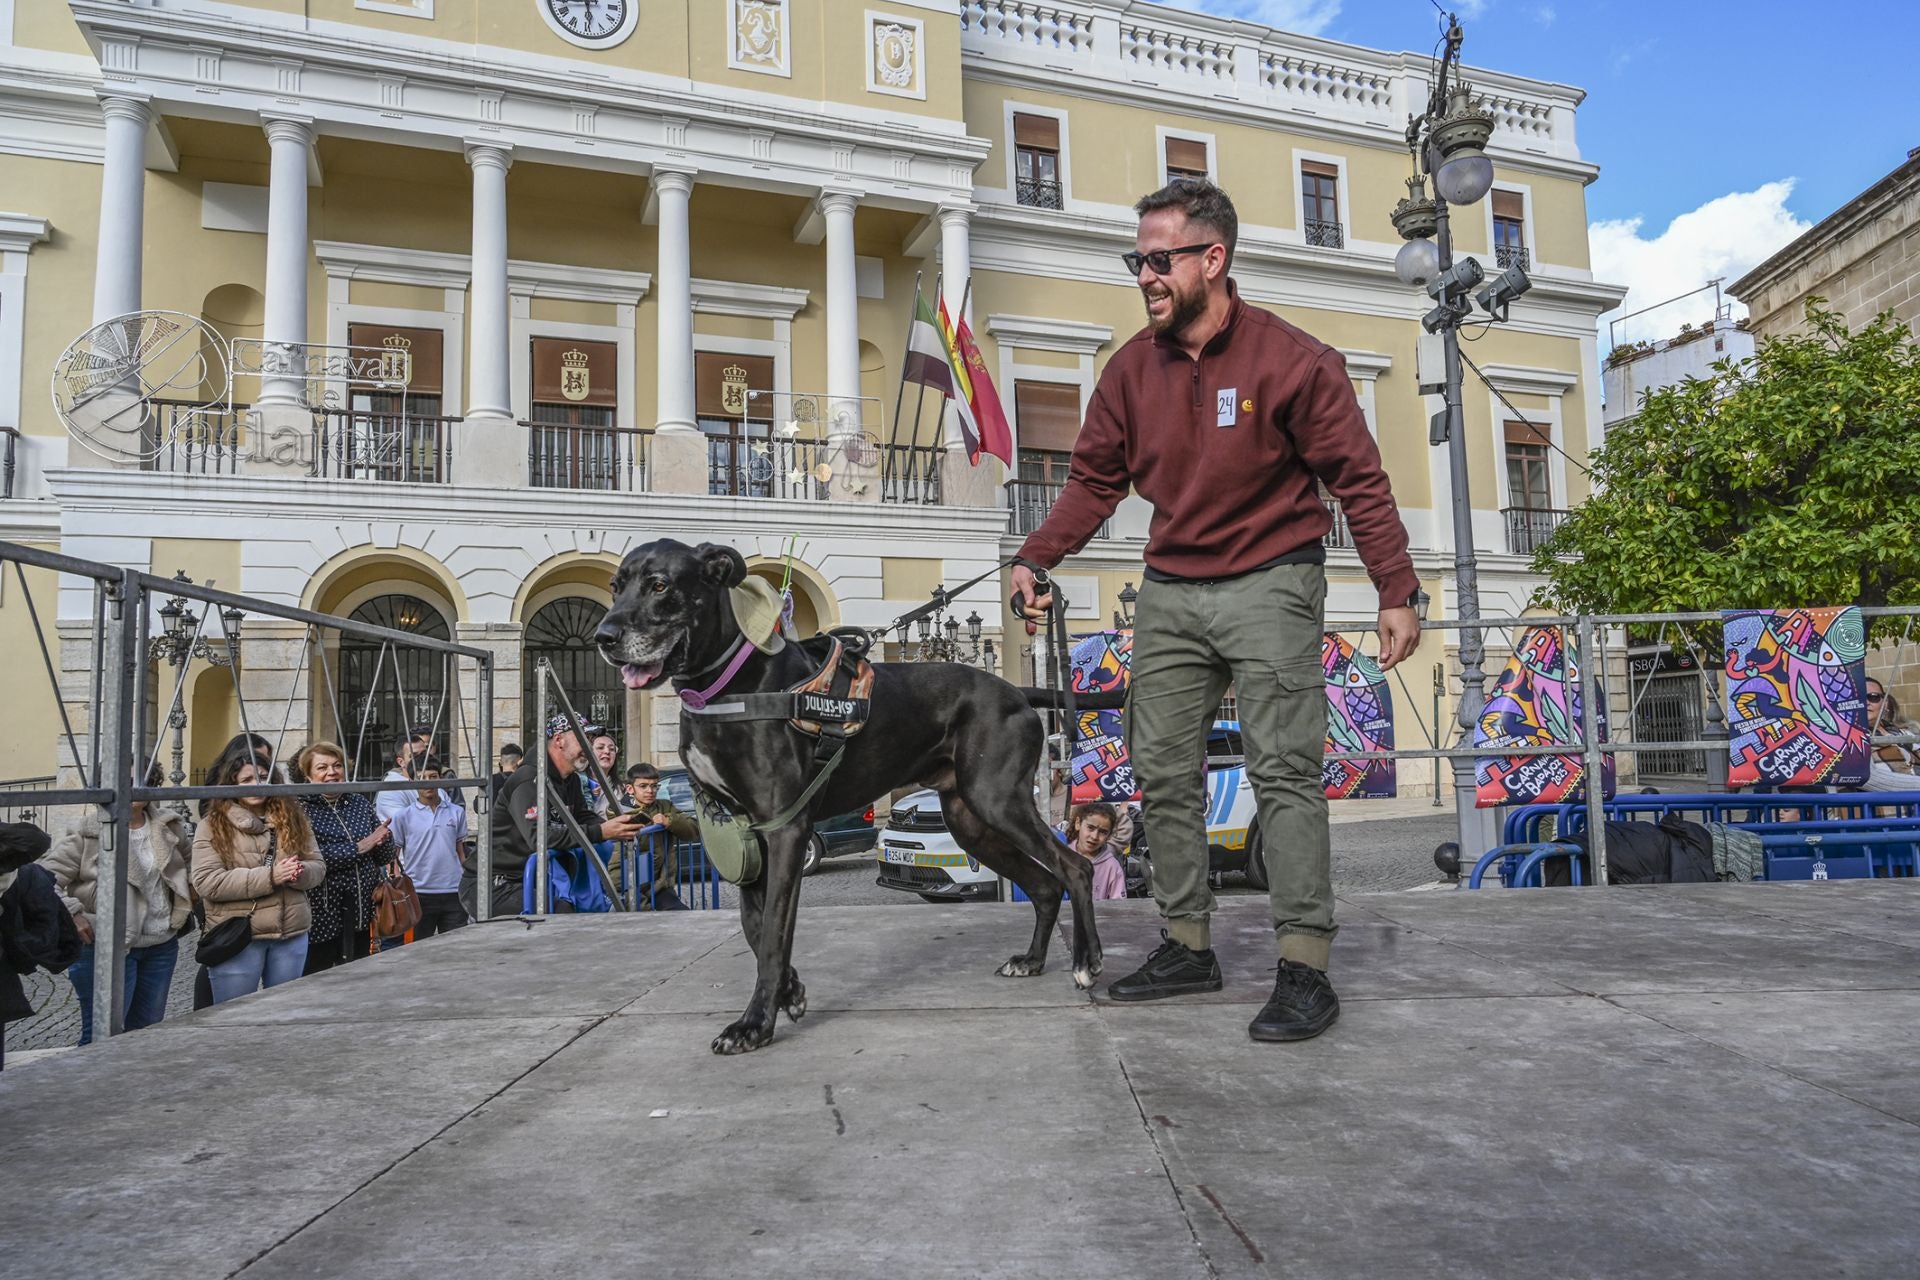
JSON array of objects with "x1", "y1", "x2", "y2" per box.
[{"x1": 679, "y1": 629, "x2": 876, "y2": 883}]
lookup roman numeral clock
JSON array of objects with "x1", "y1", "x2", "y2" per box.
[{"x1": 539, "y1": 0, "x2": 638, "y2": 50}]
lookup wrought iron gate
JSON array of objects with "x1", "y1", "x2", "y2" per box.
[
  {"x1": 338, "y1": 593, "x2": 452, "y2": 777},
  {"x1": 523, "y1": 597, "x2": 624, "y2": 747}
]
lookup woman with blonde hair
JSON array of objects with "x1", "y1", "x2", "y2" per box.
[{"x1": 190, "y1": 752, "x2": 325, "y2": 1003}]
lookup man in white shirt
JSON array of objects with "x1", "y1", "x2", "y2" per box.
[
  {"x1": 375, "y1": 735, "x2": 416, "y2": 826},
  {"x1": 388, "y1": 756, "x2": 471, "y2": 938}
]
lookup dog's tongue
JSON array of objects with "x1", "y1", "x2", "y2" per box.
[{"x1": 620, "y1": 661, "x2": 663, "y2": 690}]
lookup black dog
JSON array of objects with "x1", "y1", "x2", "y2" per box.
[{"x1": 598, "y1": 540, "x2": 1101, "y2": 1055}]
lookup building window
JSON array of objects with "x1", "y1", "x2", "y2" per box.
[
  {"x1": 338, "y1": 324, "x2": 447, "y2": 482},
  {"x1": 1013, "y1": 113, "x2": 1062, "y2": 210},
  {"x1": 529, "y1": 337, "x2": 619, "y2": 488},
  {"x1": 1493, "y1": 189, "x2": 1529, "y2": 269},
  {"x1": 695, "y1": 351, "x2": 787, "y2": 497},
  {"x1": 1165, "y1": 136, "x2": 1208, "y2": 183},
  {"x1": 1010, "y1": 380, "x2": 1080, "y2": 534},
  {"x1": 1301, "y1": 160, "x2": 1342, "y2": 249},
  {"x1": 1504, "y1": 422, "x2": 1551, "y2": 510}
]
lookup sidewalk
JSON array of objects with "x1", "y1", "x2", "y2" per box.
[{"x1": 2, "y1": 882, "x2": 1916, "y2": 1278}]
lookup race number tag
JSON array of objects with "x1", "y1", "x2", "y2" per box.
[{"x1": 1215, "y1": 388, "x2": 1238, "y2": 427}]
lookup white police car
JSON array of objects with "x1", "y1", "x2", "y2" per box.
[{"x1": 874, "y1": 721, "x2": 1263, "y2": 901}]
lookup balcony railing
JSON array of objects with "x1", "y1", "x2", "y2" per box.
[
  {"x1": 1305, "y1": 219, "x2": 1344, "y2": 249},
  {"x1": 880, "y1": 443, "x2": 943, "y2": 505},
  {"x1": 313, "y1": 409, "x2": 454, "y2": 483},
  {"x1": 1496, "y1": 244, "x2": 1531, "y2": 270},
  {"x1": 1016, "y1": 177, "x2": 1064, "y2": 210},
  {"x1": 707, "y1": 433, "x2": 836, "y2": 501},
  {"x1": 1, "y1": 426, "x2": 17, "y2": 499},
  {"x1": 1503, "y1": 506, "x2": 1569, "y2": 555},
  {"x1": 1321, "y1": 493, "x2": 1354, "y2": 549},
  {"x1": 526, "y1": 422, "x2": 650, "y2": 492},
  {"x1": 145, "y1": 399, "x2": 246, "y2": 475},
  {"x1": 1005, "y1": 479, "x2": 1110, "y2": 539}
]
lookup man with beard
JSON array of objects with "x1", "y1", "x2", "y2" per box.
[{"x1": 1010, "y1": 179, "x2": 1421, "y2": 1043}]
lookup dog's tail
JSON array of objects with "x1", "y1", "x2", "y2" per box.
[{"x1": 1019, "y1": 688, "x2": 1125, "y2": 711}]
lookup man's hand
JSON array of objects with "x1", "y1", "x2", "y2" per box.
[
  {"x1": 600, "y1": 813, "x2": 643, "y2": 841},
  {"x1": 1010, "y1": 563, "x2": 1054, "y2": 637},
  {"x1": 73, "y1": 912, "x2": 94, "y2": 945},
  {"x1": 647, "y1": 811, "x2": 671, "y2": 828},
  {"x1": 1376, "y1": 605, "x2": 1420, "y2": 672}
]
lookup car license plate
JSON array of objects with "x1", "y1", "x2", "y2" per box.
[{"x1": 882, "y1": 844, "x2": 914, "y2": 865}]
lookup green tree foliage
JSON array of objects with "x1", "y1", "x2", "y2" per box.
[{"x1": 1534, "y1": 304, "x2": 1920, "y2": 640}]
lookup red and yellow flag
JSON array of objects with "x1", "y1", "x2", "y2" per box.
[{"x1": 937, "y1": 297, "x2": 1014, "y2": 467}]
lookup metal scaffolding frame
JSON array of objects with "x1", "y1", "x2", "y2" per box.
[{"x1": 0, "y1": 539, "x2": 497, "y2": 1038}]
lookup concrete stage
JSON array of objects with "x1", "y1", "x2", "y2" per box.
[{"x1": 3, "y1": 882, "x2": 1917, "y2": 1279}]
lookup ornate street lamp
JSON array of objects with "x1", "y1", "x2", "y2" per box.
[
  {"x1": 1113, "y1": 581, "x2": 1139, "y2": 630},
  {"x1": 896, "y1": 598, "x2": 995, "y2": 669},
  {"x1": 146, "y1": 571, "x2": 240, "y2": 815}
]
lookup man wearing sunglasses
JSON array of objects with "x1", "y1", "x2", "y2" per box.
[{"x1": 1009, "y1": 178, "x2": 1420, "y2": 1045}]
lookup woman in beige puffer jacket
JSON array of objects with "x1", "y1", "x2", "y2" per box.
[{"x1": 190, "y1": 755, "x2": 324, "y2": 1004}]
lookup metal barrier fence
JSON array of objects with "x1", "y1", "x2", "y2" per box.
[
  {"x1": 0, "y1": 539, "x2": 498, "y2": 1039},
  {"x1": 1320, "y1": 606, "x2": 1920, "y2": 888}
]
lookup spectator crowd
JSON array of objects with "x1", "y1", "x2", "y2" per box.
[{"x1": 5, "y1": 715, "x2": 694, "y2": 1058}]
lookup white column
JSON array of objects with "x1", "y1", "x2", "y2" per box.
[
  {"x1": 465, "y1": 142, "x2": 513, "y2": 420},
  {"x1": 938, "y1": 203, "x2": 973, "y2": 324},
  {"x1": 821, "y1": 191, "x2": 861, "y2": 437},
  {"x1": 92, "y1": 95, "x2": 150, "y2": 325},
  {"x1": 258, "y1": 116, "x2": 314, "y2": 407},
  {"x1": 652, "y1": 168, "x2": 696, "y2": 433}
]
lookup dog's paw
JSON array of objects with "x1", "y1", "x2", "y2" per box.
[
  {"x1": 711, "y1": 1015, "x2": 776, "y2": 1055},
  {"x1": 997, "y1": 955, "x2": 1045, "y2": 978},
  {"x1": 1072, "y1": 965, "x2": 1096, "y2": 990},
  {"x1": 779, "y1": 974, "x2": 807, "y2": 1021}
]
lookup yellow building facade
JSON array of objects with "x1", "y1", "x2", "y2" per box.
[{"x1": 0, "y1": 0, "x2": 1622, "y2": 790}]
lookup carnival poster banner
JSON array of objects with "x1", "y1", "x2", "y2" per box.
[
  {"x1": 1473, "y1": 625, "x2": 1615, "y2": 808},
  {"x1": 1723, "y1": 606, "x2": 1869, "y2": 788},
  {"x1": 1068, "y1": 630, "x2": 1140, "y2": 803},
  {"x1": 1322, "y1": 633, "x2": 1396, "y2": 799}
]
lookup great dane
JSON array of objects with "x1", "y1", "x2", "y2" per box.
[{"x1": 597, "y1": 539, "x2": 1100, "y2": 1054}]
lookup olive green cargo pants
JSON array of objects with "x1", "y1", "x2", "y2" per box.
[{"x1": 1128, "y1": 561, "x2": 1335, "y2": 970}]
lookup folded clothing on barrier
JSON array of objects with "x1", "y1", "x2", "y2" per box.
[{"x1": 1546, "y1": 815, "x2": 1759, "y2": 886}]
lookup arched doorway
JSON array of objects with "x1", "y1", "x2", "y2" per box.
[
  {"x1": 523, "y1": 596, "x2": 624, "y2": 751},
  {"x1": 338, "y1": 593, "x2": 451, "y2": 778}
]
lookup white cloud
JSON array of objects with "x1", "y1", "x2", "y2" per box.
[
  {"x1": 1176, "y1": 0, "x2": 1343, "y2": 37},
  {"x1": 1531, "y1": 5, "x2": 1557, "y2": 26},
  {"x1": 1591, "y1": 181, "x2": 1812, "y2": 349}
]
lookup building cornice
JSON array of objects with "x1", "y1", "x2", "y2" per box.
[
  {"x1": 1475, "y1": 363, "x2": 1581, "y2": 397},
  {"x1": 69, "y1": 0, "x2": 991, "y2": 208},
  {"x1": 971, "y1": 201, "x2": 1626, "y2": 338},
  {"x1": 691, "y1": 278, "x2": 810, "y2": 322},
  {"x1": 508, "y1": 260, "x2": 651, "y2": 307},
  {"x1": 983, "y1": 313, "x2": 1114, "y2": 355},
  {"x1": 0, "y1": 499, "x2": 62, "y2": 542},
  {"x1": 1729, "y1": 155, "x2": 1920, "y2": 302},
  {"x1": 0, "y1": 212, "x2": 52, "y2": 255},
  {"x1": 313, "y1": 239, "x2": 470, "y2": 290}
]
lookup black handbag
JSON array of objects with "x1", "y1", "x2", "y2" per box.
[
  {"x1": 194, "y1": 830, "x2": 273, "y2": 965},
  {"x1": 193, "y1": 915, "x2": 252, "y2": 966}
]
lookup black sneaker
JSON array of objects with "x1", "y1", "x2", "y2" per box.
[
  {"x1": 1106, "y1": 931, "x2": 1224, "y2": 1003},
  {"x1": 1248, "y1": 960, "x2": 1340, "y2": 1041}
]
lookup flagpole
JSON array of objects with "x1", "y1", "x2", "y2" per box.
[
  {"x1": 883, "y1": 271, "x2": 927, "y2": 495},
  {"x1": 902, "y1": 271, "x2": 943, "y2": 494},
  {"x1": 952, "y1": 277, "x2": 976, "y2": 459}
]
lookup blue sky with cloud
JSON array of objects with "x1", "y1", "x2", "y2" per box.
[{"x1": 1179, "y1": 0, "x2": 1920, "y2": 344}]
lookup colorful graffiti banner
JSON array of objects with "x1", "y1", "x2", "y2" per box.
[
  {"x1": 1474, "y1": 625, "x2": 1615, "y2": 808},
  {"x1": 1723, "y1": 607, "x2": 1869, "y2": 788},
  {"x1": 1067, "y1": 630, "x2": 1139, "y2": 803},
  {"x1": 1322, "y1": 633, "x2": 1396, "y2": 799}
]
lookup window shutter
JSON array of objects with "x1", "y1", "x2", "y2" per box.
[
  {"x1": 1165, "y1": 137, "x2": 1208, "y2": 175},
  {"x1": 1013, "y1": 113, "x2": 1060, "y2": 151},
  {"x1": 1014, "y1": 381, "x2": 1082, "y2": 453},
  {"x1": 694, "y1": 352, "x2": 776, "y2": 420},
  {"x1": 1491, "y1": 189, "x2": 1525, "y2": 220},
  {"x1": 532, "y1": 337, "x2": 619, "y2": 408},
  {"x1": 348, "y1": 324, "x2": 444, "y2": 395},
  {"x1": 1300, "y1": 159, "x2": 1338, "y2": 179},
  {"x1": 1504, "y1": 420, "x2": 1545, "y2": 446}
]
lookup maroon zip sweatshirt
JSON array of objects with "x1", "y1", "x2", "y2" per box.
[{"x1": 1017, "y1": 283, "x2": 1419, "y2": 611}]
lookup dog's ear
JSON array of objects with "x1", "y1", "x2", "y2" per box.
[{"x1": 695, "y1": 544, "x2": 748, "y2": 591}]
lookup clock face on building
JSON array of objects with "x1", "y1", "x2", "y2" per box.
[{"x1": 540, "y1": 0, "x2": 637, "y2": 49}]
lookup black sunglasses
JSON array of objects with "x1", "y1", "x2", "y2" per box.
[{"x1": 1122, "y1": 243, "x2": 1214, "y2": 276}]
